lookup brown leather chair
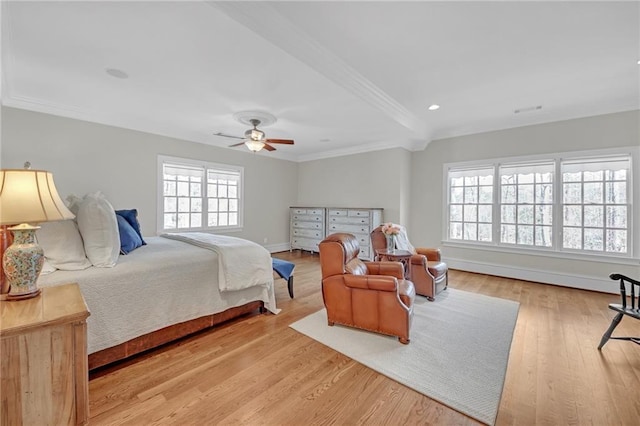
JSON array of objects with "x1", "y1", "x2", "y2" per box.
[
  {"x1": 371, "y1": 225, "x2": 448, "y2": 301},
  {"x1": 319, "y1": 233, "x2": 415, "y2": 344}
]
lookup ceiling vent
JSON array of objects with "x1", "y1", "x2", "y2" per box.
[{"x1": 514, "y1": 105, "x2": 542, "y2": 114}]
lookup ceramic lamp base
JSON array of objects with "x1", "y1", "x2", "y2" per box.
[
  {"x1": 3, "y1": 224, "x2": 44, "y2": 301},
  {"x1": 6, "y1": 288, "x2": 41, "y2": 301}
]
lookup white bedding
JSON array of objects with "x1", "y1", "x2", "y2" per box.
[
  {"x1": 161, "y1": 232, "x2": 273, "y2": 292},
  {"x1": 37, "y1": 236, "x2": 278, "y2": 354}
]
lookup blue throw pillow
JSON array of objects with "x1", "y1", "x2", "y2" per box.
[
  {"x1": 116, "y1": 215, "x2": 143, "y2": 254},
  {"x1": 115, "y1": 209, "x2": 146, "y2": 245}
]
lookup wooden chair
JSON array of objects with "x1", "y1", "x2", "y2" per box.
[{"x1": 598, "y1": 273, "x2": 640, "y2": 350}]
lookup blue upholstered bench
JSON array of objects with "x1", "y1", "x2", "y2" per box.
[{"x1": 272, "y1": 258, "x2": 295, "y2": 298}]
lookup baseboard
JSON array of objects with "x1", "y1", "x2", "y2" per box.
[{"x1": 445, "y1": 257, "x2": 617, "y2": 294}]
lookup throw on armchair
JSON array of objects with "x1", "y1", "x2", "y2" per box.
[
  {"x1": 371, "y1": 225, "x2": 448, "y2": 301},
  {"x1": 319, "y1": 233, "x2": 415, "y2": 344}
]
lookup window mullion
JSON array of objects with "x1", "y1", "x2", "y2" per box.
[{"x1": 554, "y1": 160, "x2": 562, "y2": 251}]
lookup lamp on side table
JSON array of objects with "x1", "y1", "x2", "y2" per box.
[{"x1": 0, "y1": 162, "x2": 74, "y2": 300}]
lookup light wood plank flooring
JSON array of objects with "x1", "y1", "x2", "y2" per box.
[{"x1": 89, "y1": 251, "x2": 640, "y2": 425}]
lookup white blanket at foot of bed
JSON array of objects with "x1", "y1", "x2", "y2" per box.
[{"x1": 161, "y1": 232, "x2": 274, "y2": 292}]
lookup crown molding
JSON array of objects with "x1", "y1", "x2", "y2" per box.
[
  {"x1": 297, "y1": 140, "x2": 413, "y2": 163},
  {"x1": 209, "y1": 1, "x2": 428, "y2": 138}
]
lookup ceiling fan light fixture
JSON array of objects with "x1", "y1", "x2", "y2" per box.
[
  {"x1": 251, "y1": 128, "x2": 265, "y2": 141},
  {"x1": 245, "y1": 140, "x2": 265, "y2": 152}
]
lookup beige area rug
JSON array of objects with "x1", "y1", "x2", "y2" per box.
[{"x1": 290, "y1": 288, "x2": 519, "y2": 425}]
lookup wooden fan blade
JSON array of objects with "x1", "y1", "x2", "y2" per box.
[
  {"x1": 265, "y1": 138, "x2": 294, "y2": 145},
  {"x1": 215, "y1": 132, "x2": 244, "y2": 140},
  {"x1": 263, "y1": 143, "x2": 276, "y2": 152},
  {"x1": 228, "y1": 142, "x2": 246, "y2": 147}
]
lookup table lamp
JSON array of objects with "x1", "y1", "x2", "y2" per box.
[{"x1": 0, "y1": 163, "x2": 74, "y2": 300}]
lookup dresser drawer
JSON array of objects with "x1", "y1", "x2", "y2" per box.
[
  {"x1": 354, "y1": 234, "x2": 370, "y2": 248},
  {"x1": 328, "y1": 223, "x2": 370, "y2": 234},
  {"x1": 348, "y1": 210, "x2": 370, "y2": 217},
  {"x1": 291, "y1": 208, "x2": 307, "y2": 214},
  {"x1": 293, "y1": 228, "x2": 323, "y2": 238},
  {"x1": 291, "y1": 237, "x2": 320, "y2": 251},
  {"x1": 291, "y1": 214, "x2": 323, "y2": 222},
  {"x1": 328, "y1": 209, "x2": 348, "y2": 217},
  {"x1": 328, "y1": 216, "x2": 369, "y2": 225},
  {"x1": 292, "y1": 221, "x2": 323, "y2": 230}
]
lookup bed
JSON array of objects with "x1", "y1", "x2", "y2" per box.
[{"x1": 37, "y1": 236, "x2": 278, "y2": 370}]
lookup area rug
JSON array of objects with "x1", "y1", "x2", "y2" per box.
[{"x1": 290, "y1": 288, "x2": 519, "y2": 425}]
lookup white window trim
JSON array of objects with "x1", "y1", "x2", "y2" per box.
[
  {"x1": 442, "y1": 146, "x2": 639, "y2": 261},
  {"x1": 157, "y1": 155, "x2": 244, "y2": 234}
]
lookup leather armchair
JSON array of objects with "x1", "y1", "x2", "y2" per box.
[
  {"x1": 319, "y1": 233, "x2": 415, "y2": 344},
  {"x1": 371, "y1": 225, "x2": 448, "y2": 301}
]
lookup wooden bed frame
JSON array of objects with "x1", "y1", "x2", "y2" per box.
[{"x1": 88, "y1": 300, "x2": 264, "y2": 370}]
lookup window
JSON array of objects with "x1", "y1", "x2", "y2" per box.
[
  {"x1": 561, "y1": 157, "x2": 630, "y2": 254},
  {"x1": 445, "y1": 150, "x2": 634, "y2": 258},
  {"x1": 499, "y1": 162, "x2": 554, "y2": 247},
  {"x1": 448, "y1": 167, "x2": 494, "y2": 242},
  {"x1": 158, "y1": 156, "x2": 243, "y2": 232}
]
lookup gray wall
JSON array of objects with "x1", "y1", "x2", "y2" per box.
[
  {"x1": 297, "y1": 147, "x2": 412, "y2": 225},
  {"x1": 1, "y1": 107, "x2": 298, "y2": 248}
]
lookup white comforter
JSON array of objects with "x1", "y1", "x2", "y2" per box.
[
  {"x1": 161, "y1": 232, "x2": 274, "y2": 292},
  {"x1": 38, "y1": 237, "x2": 278, "y2": 354}
]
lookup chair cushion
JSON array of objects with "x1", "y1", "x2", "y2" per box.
[{"x1": 427, "y1": 261, "x2": 447, "y2": 278}]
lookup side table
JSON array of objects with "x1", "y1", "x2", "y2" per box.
[
  {"x1": 1, "y1": 283, "x2": 90, "y2": 425},
  {"x1": 375, "y1": 249, "x2": 413, "y2": 279}
]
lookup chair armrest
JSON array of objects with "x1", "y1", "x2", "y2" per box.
[
  {"x1": 610, "y1": 273, "x2": 640, "y2": 287},
  {"x1": 610, "y1": 273, "x2": 640, "y2": 309},
  {"x1": 415, "y1": 247, "x2": 441, "y2": 261},
  {"x1": 364, "y1": 261, "x2": 404, "y2": 279},
  {"x1": 410, "y1": 254, "x2": 427, "y2": 266},
  {"x1": 343, "y1": 274, "x2": 397, "y2": 292}
]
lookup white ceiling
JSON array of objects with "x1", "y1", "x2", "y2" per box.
[{"x1": 2, "y1": 1, "x2": 639, "y2": 162}]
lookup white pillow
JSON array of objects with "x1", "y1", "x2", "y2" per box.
[
  {"x1": 66, "y1": 194, "x2": 82, "y2": 215},
  {"x1": 74, "y1": 192, "x2": 120, "y2": 268},
  {"x1": 36, "y1": 220, "x2": 92, "y2": 270}
]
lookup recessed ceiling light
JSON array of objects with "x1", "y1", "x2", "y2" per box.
[
  {"x1": 319, "y1": 138, "x2": 331, "y2": 142},
  {"x1": 428, "y1": 104, "x2": 440, "y2": 111},
  {"x1": 637, "y1": 59, "x2": 640, "y2": 65},
  {"x1": 106, "y1": 68, "x2": 129, "y2": 79}
]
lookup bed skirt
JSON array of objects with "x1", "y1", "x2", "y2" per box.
[{"x1": 88, "y1": 300, "x2": 264, "y2": 370}]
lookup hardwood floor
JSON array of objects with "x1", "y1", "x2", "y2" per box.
[{"x1": 89, "y1": 251, "x2": 640, "y2": 425}]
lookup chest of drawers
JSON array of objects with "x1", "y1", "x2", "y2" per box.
[
  {"x1": 290, "y1": 207, "x2": 326, "y2": 253},
  {"x1": 326, "y1": 208, "x2": 383, "y2": 260}
]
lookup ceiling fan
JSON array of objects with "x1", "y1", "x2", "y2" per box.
[{"x1": 215, "y1": 118, "x2": 294, "y2": 152}]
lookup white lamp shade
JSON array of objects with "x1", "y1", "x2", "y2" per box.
[{"x1": 0, "y1": 169, "x2": 74, "y2": 225}]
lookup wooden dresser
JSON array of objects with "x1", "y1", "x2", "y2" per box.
[{"x1": 0, "y1": 283, "x2": 90, "y2": 425}]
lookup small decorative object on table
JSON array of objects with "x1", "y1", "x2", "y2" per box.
[{"x1": 381, "y1": 222, "x2": 401, "y2": 253}]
